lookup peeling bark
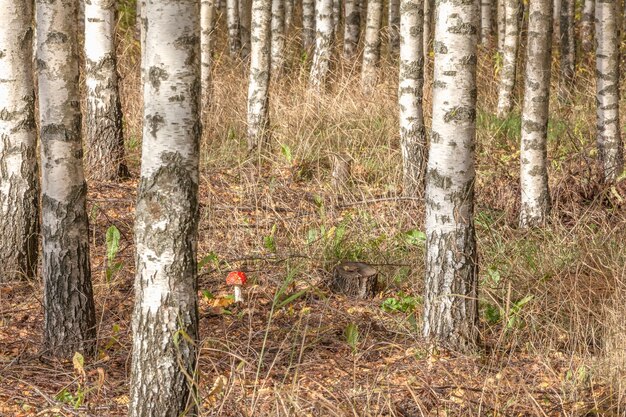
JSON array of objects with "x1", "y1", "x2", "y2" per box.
[
  {"x1": 0, "y1": 0, "x2": 39, "y2": 281},
  {"x1": 36, "y1": 0, "x2": 97, "y2": 358},
  {"x1": 423, "y1": 0, "x2": 479, "y2": 350},
  {"x1": 130, "y1": 0, "x2": 201, "y2": 415}
]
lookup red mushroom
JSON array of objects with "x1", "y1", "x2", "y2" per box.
[{"x1": 226, "y1": 271, "x2": 247, "y2": 303}]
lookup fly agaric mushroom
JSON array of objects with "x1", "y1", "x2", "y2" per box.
[{"x1": 226, "y1": 271, "x2": 247, "y2": 303}]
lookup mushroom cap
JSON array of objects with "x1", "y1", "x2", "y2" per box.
[{"x1": 226, "y1": 271, "x2": 247, "y2": 286}]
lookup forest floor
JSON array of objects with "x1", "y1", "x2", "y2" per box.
[{"x1": 3, "y1": 9, "x2": 626, "y2": 417}]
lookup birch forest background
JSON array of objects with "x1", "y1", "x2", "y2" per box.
[{"x1": 2, "y1": 0, "x2": 626, "y2": 415}]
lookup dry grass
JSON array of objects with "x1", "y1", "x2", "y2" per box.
[{"x1": 2, "y1": 3, "x2": 626, "y2": 416}]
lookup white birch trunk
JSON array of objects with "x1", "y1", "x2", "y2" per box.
[
  {"x1": 581, "y1": 0, "x2": 594, "y2": 51},
  {"x1": 399, "y1": 0, "x2": 425, "y2": 196},
  {"x1": 497, "y1": 0, "x2": 505, "y2": 51},
  {"x1": 271, "y1": 0, "x2": 286, "y2": 74},
  {"x1": 389, "y1": 0, "x2": 401, "y2": 54},
  {"x1": 247, "y1": 0, "x2": 272, "y2": 149},
  {"x1": 36, "y1": 0, "x2": 96, "y2": 358},
  {"x1": 520, "y1": 0, "x2": 552, "y2": 227},
  {"x1": 310, "y1": 0, "x2": 335, "y2": 89},
  {"x1": 423, "y1": 0, "x2": 479, "y2": 349},
  {"x1": 596, "y1": 0, "x2": 624, "y2": 182},
  {"x1": 303, "y1": 0, "x2": 316, "y2": 49},
  {"x1": 201, "y1": 0, "x2": 216, "y2": 112},
  {"x1": 285, "y1": 0, "x2": 294, "y2": 30},
  {"x1": 481, "y1": 0, "x2": 492, "y2": 44},
  {"x1": 84, "y1": 0, "x2": 128, "y2": 181},
  {"x1": 343, "y1": 0, "x2": 360, "y2": 58},
  {"x1": 129, "y1": 0, "x2": 200, "y2": 415},
  {"x1": 240, "y1": 0, "x2": 252, "y2": 57},
  {"x1": 227, "y1": 0, "x2": 242, "y2": 57},
  {"x1": 361, "y1": 0, "x2": 383, "y2": 93},
  {"x1": 0, "y1": 0, "x2": 39, "y2": 281},
  {"x1": 496, "y1": 0, "x2": 519, "y2": 117}
]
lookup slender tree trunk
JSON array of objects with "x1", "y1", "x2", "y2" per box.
[
  {"x1": 497, "y1": 0, "x2": 506, "y2": 51},
  {"x1": 423, "y1": 0, "x2": 433, "y2": 56},
  {"x1": 596, "y1": 0, "x2": 624, "y2": 182},
  {"x1": 389, "y1": 0, "x2": 401, "y2": 55},
  {"x1": 334, "y1": 0, "x2": 342, "y2": 35},
  {"x1": 520, "y1": 0, "x2": 552, "y2": 227},
  {"x1": 344, "y1": 0, "x2": 361, "y2": 58},
  {"x1": 247, "y1": 0, "x2": 272, "y2": 150},
  {"x1": 303, "y1": 0, "x2": 316, "y2": 49},
  {"x1": 240, "y1": 0, "x2": 252, "y2": 57},
  {"x1": 361, "y1": 0, "x2": 383, "y2": 93},
  {"x1": 201, "y1": 0, "x2": 216, "y2": 113},
  {"x1": 558, "y1": 0, "x2": 575, "y2": 100},
  {"x1": 496, "y1": 0, "x2": 520, "y2": 117},
  {"x1": 310, "y1": 0, "x2": 335, "y2": 89},
  {"x1": 481, "y1": 0, "x2": 492, "y2": 44},
  {"x1": 423, "y1": 0, "x2": 479, "y2": 350},
  {"x1": 37, "y1": 0, "x2": 96, "y2": 358},
  {"x1": 0, "y1": 0, "x2": 39, "y2": 281},
  {"x1": 285, "y1": 0, "x2": 294, "y2": 30},
  {"x1": 129, "y1": 0, "x2": 200, "y2": 415},
  {"x1": 271, "y1": 0, "x2": 286, "y2": 74},
  {"x1": 581, "y1": 0, "x2": 594, "y2": 52},
  {"x1": 227, "y1": 0, "x2": 242, "y2": 58},
  {"x1": 399, "y1": 0, "x2": 425, "y2": 196},
  {"x1": 84, "y1": 0, "x2": 129, "y2": 181},
  {"x1": 553, "y1": 0, "x2": 560, "y2": 41}
]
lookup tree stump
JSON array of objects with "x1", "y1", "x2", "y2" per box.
[{"x1": 331, "y1": 261, "x2": 378, "y2": 299}]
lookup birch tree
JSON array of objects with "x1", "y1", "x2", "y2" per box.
[
  {"x1": 129, "y1": 0, "x2": 200, "y2": 415},
  {"x1": 497, "y1": 0, "x2": 505, "y2": 50},
  {"x1": 558, "y1": 0, "x2": 574, "y2": 100},
  {"x1": 596, "y1": 0, "x2": 624, "y2": 182},
  {"x1": 227, "y1": 0, "x2": 242, "y2": 57},
  {"x1": 481, "y1": 0, "x2": 492, "y2": 44},
  {"x1": 343, "y1": 0, "x2": 360, "y2": 58},
  {"x1": 399, "y1": 0, "x2": 425, "y2": 196},
  {"x1": 201, "y1": 0, "x2": 216, "y2": 112},
  {"x1": 240, "y1": 0, "x2": 252, "y2": 56},
  {"x1": 310, "y1": 0, "x2": 335, "y2": 89},
  {"x1": 247, "y1": 0, "x2": 272, "y2": 149},
  {"x1": 423, "y1": 0, "x2": 433, "y2": 55},
  {"x1": 0, "y1": 0, "x2": 38, "y2": 281},
  {"x1": 303, "y1": 0, "x2": 316, "y2": 50},
  {"x1": 271, "y1": 0, "x2": 285, "y2": 74},
  {"x1": 520, "y1": 0, "x2": 552, "y2": 227},
  {"x1": 334, "y1": 0, "x2": 342, "y2": 35},
  {"x1": 285, "y1": 0, "x2": 294, "y2": 29},
  {"x1": 36, "y1": 0, "x2": 97, "y2": 357},
  {"x1": 581, "y1": 0, "x2": 594, "y2": 52},
  {"x1": 423, "y1": 0, "x2": 479, "y2": 349},
  {"x1": 389, "y1": 0, "x2": 401, "y2": 54},
  {"x1": 496, "y1": 0, "x2": 520, "y2": 117},
  {"x1": 84, "y1": 0, "x2": 128, "y2": 181},
  {"x1": 361, "y1": 0, "x2": 383, "y2": 93}
]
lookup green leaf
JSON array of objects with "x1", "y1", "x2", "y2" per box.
[
  {"x1": 404, "y1": 229, "x2": 426, "y2": 246},
  {"x1": 202, "y1": 289, "x2": 215, "y2": 300},
  {"x1": 484, "y1": 304, "x2": 501, "y2": 325},
  {"x1": 344, "y1": 323, "x2": 359, "y2": 353},
  {"x1": 105, "y1": 226, "x2": 121, "y2": 263},
  {"x1": 280, "y1": 144, "x2": 293, "y2": 164},
  {"x1": 198, "y1": 252, "x2": 219, "y2": 270}
]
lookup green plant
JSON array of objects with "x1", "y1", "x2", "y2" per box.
[
  {"x1": 381, "y1": 293, "x2": 422, "y2": 314},
  {"x1": 105, "y1": 226, "x2": 123, "y2": 281},
  {"x1": 344, "y1": 323, "x2": 359, "y2": 354},
  {"x1": 263, "y1": 224, "x2": 277, "y2": 253}
]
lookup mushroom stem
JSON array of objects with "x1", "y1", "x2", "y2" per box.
[{"x1": 233, "y1": 285, "x2": 243, "y2": 303}]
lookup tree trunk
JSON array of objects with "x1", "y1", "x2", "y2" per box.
[
  {"x1": 581, "y1": 0, "x2": 594, "y2": 52},
  {"x1": 343, "y1": 0, "x2": 360, "y2": 58},
  {"x1": 201, "y1": 0, "x2": 216, "y2": 113},
  {"x1": 552, "y1": 0, "x2": 560, "y2": 42},
  {"x1": 520, "y1": 0, "x2": 552, "y2": 227},
  {"x1": 271, "y1": 0, "x2": 286, "y2": 74},
  {"x1": 84, "y1": 0, "x2": 129, "y2": 182},
  {"x1": 36, "y1": 0, "x2": 97, "y2": 358},
  {"x1": 496, "y1": 0, "x2": 520, "y2": 117},
  {"x1": 0, "y1": 0, "x2": 39, "y2": 281},
  {"x1": 302, "y1": 0, "x2": 316, "y2": 49},
  {"x1": 333, "y1": 0, "x2": 342, "y2": 36},
  {"x1": 227, "y1": 0, "x2": 242, "y2": 58},
  {"x1": 129, "y1": 0, "x2": 200, "y2": 415},
  {"x1": 310, "y1": 0, "x2": 335, "y2": 90},
  {"x1": 240, "y1": 0, "x2": 252, "y2": 57},
  {"x1": 388, "y1": 0, "x2": 401, "y2": 55},
  {"x1": 558, "y1": 0, "x2": 574, "y2": 101},
  {"x1": 423, "y1": 0, "x2": 479, "y2": 350},
  {"x1": 497, "y1": 0, "x2": 505, "y2": 51},
  {"x1": 399, "y1": 0, "x2": 425, "y2": 197},
  {"x1": 423, "y1": 0, "x2": 433, "y2": 56},
  {"x1": 247, "y1": 0, "x2": 272, "y2": 150},
  {"x1": 285, "y1": 0, "x2": 294, "y2": 30},
  {"x1": 481, "y1": 0, "x2": 492, "y2": 44},
  {"x1": 361, "y1": 0, "x2": 383, "y2": 93},
  {"x1": 596, "y1": 0, "x2": 624, "y2": 182}
]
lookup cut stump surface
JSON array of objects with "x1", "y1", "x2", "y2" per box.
[{"x1": 331, "y1": 261, "x2": 378, "y2": 299}]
